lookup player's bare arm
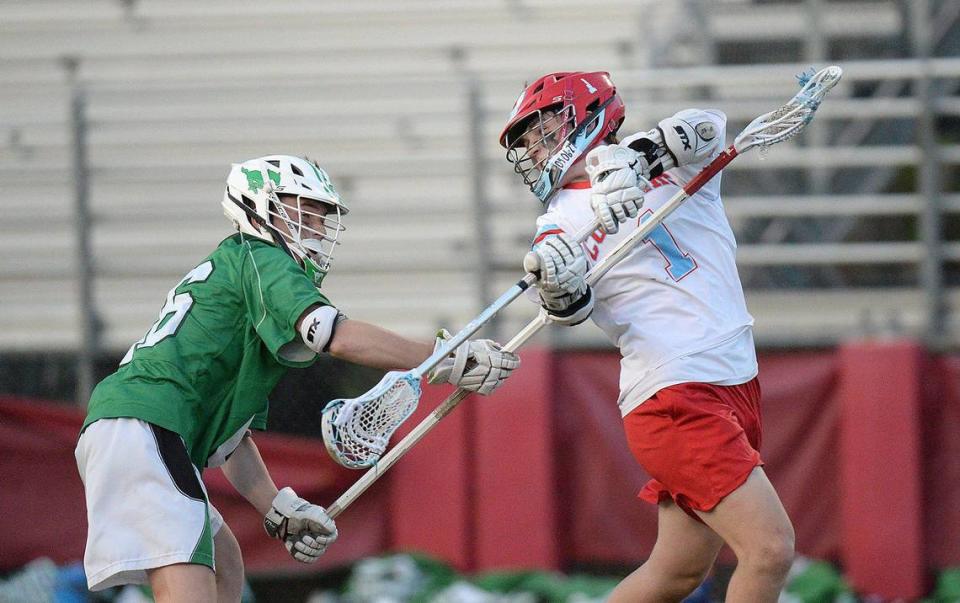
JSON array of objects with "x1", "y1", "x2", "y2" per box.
[
  {"x1": 317, "y1": 315, "x2": 433, "y2": 370},
  {"x1": 297, "y1": 309, "x2": 518, "y2": 395},
  {"x1": 220, "y1": 433, "x2": 278, "y2": 515},
  {"x1": 221, "y1": 436, "x2": 338, "y2": 561},
  {"x1": 262, "y1": 186, "x2": 518, "y2": 393},
  {"x1": 222, "y1": 432, "x2": 337, "y2": 564},
  {"x1": 223, "y1": 438, "x2": 339, "y2": 565}
]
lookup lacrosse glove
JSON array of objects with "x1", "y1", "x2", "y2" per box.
[
  {"x1": 428, "y1": 330, "x2": 520, "y2": 395},
  {"x1": 264, "y1": 487, "x2": 338, "y2": 563},
  {"x1": 584, "y1": 144, "x2": 647, "y2": 235},
  {"x1": 523, "y1": 232, "x2": 594, "y2": 326},
  {"x1": 619, "y1": 111, "x2": 722, "y2": 178}
]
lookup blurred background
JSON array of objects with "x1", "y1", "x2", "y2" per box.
[{"x1": 1, "y1": 0, "x2": 959, "y2": 601}]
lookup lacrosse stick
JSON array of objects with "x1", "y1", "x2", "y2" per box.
[
  {"x1": 323, "y1": 65, "x2": 843, "y2": 519},
  {"x1": 321, "y1": 217, "x2": 604, "y2": 469}
]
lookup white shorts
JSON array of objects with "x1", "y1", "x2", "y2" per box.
[{"x1": 75, "y1": 418, "x2": 224, "y2": 591}]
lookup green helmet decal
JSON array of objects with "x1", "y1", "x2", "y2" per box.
[
  {"x1": 241, "y1": 167, "x2": 265, "y2": 193},
  {"x1": 241, "y1": 167, "x2": 281, "y2": 194},
  {"x1": 308, "y1": 162, "x2": 339, "y2": 198},
  {"x1": 303, "y1": 257, "x2": 326, "y2": 288}
]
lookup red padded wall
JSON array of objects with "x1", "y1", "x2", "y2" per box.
[
  {"x1": 1, "y1": 343, "x2": 954, "y2": 600},
  {"x1": 388, "y1": 383, "x2": 474, "y2": 569},
  {"x1": 838, "y1": 341, "x2": 925, "y2": 600},
  {"x1": 473, "y1": 348, "x2": 559, "y2": 571}
]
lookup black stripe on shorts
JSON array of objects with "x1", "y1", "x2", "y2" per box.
[{"x1": 150, "y1": 424, "x2": 205, "y2": 502}]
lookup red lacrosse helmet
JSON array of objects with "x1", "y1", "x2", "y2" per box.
[{"x1": 499, "y1": 71, "x2": 625, "y2": 202}]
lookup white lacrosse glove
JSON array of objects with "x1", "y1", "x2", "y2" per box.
[
  {"x1": 428, "y1": 330, "x2": 520, "y2": 396},
  {"x1": 523, "y1": 231, "x2": 588, "y2": 297},
  {"x1": 537, "y1": 285, "x2": 594, "y2": 326},
  {"x1": 263, "y1": 487, "x2": 338, "y2": 563},
  {"x1": 584, "y1": 145, "x2": 647, "y2": 234},
  {"x1": 523, "y1": 232, "x2": 594, "y2": 326},
  {"x1": 620, "y1": 111, "x2": 721, "y2": 177}
]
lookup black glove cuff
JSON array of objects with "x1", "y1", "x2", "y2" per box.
[
  {"x1": 627, "y1": 135, "x2": 667, "y2": 179},
  {"x1": 264, "y1": 513, "x2": 288, "y2": 540},
  {"x1": 544, "y1": 287, "x2": 594, "y2": 325}
]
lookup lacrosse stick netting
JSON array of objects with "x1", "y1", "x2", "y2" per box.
[
  {"x1": 735, "y1": 65, "x2": 842, "y2": 150},
  {"x1": 321, "y1": 371, "x2": 422, "y2": 470},
  {"x1": 324, "y1": 65, "x2": 843, "y2": 518}
]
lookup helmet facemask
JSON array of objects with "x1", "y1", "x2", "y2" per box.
[
  {"x1": 505, "y1": 96, "x2": 617, "y2": 204},
  {"x1": 269, "y1": 191, "x2": 345, "y2": 287},
  {"x1": 505, "y1": 106, "x2": 572, "y2": 202}
]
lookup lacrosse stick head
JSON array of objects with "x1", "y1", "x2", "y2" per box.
[
  {"x1": 321, "y1": 371, "x2": 422, "y2": 469},
  {"x1": 733, "y1": 65, "x2": 843, "y2": 153}
]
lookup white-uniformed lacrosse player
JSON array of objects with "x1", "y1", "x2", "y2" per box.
[
  {"x1": 74, "y1": 155, "x2": 519, "y2": 602},
  {"x1": 500, "y1": 73, "x2": 794, "y2": 602}
]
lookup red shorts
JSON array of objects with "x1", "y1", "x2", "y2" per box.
[{"x1": 623, "y1": 377, "x2": 763, "y2": 518}]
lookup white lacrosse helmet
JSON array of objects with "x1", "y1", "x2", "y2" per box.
[{"x1": 222, "y1": 155, "x2": 348, "y2": 287}]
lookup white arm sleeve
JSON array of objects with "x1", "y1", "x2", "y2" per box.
[{"x1": 299, "y1": 305, "x2": 343, "y2": 353}]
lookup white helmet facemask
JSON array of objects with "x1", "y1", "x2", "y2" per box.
[{"x1": 269, "y1": 192, "x2": 344, "y2": 278}]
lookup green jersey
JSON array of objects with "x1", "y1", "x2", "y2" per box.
[{"x1": 83, "y1": 234, "x2": 331, "y2": 469}]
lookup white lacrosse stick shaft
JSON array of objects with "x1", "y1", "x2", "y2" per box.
[
  {"x1": 325, "y1": 66, "x2": 842, "y2": 518},
  {"x1": 405, "y1": 215, "x2": 602, "y2": 382}
]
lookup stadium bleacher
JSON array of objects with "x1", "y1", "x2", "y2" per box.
[{"x1": 1, "y1": 0, "x2": 958, "y2": 353}]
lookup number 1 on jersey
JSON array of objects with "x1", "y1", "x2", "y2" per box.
[{"x1": 640, "y1": 212, "x2": 698, "y2": 281}]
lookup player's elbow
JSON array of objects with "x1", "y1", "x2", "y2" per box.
[
  {"x1": 325, "y1": 319, "x2": 369, "y2": 361},
  {"x1": 325, "y1": 328, "x2": 353, "y2": 359}
]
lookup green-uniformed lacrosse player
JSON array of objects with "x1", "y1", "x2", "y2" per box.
[{"x1": 75, "y1": 155, "x2": 520, "y2": 602}]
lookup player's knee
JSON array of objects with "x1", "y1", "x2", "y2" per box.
[
  {"x1": 216, "y1": 553, "x2": 244, "y2": 600},
  {"x1": 741, "y1": 535, "x2": 795, "y2": 580},
  {"x1": 214, "y1": 526, "x2": 245, "y2": 601},
  {"x1": 669, "y1": 570, "x2": 711, "y2": 600},
  {"x1": 652, "y1": 560, "x2": 713, "y2": 600}
]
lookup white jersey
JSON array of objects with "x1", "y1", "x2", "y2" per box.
[{"x1": 533, "y1": 109, "x2": 758, "y2": 416}]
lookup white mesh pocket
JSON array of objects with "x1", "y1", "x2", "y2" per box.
[{"x1": 322, "y1": 372, "x2": 422, "y2": 469}]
